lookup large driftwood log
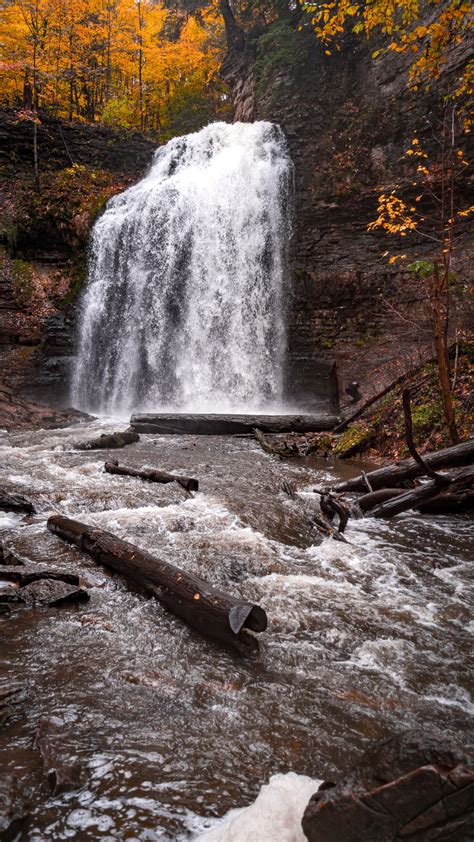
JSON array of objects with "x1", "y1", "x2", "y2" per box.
[
  {"x1": 47, "y1": 515, "x2": 267, "y2": 654},
  {"x1": 130, "y1": 413, "x2": 340, "y2": 435},
  {"x1": 367, "y1": 466, "x2": 474, "y2": 518},
  {"x1": 333, "y1": 439, "x2": 474, "y2": 493},
  {"x1": 417, "y1": 489, "x2": 474, "y2": 514},
  {"x1": 104, "y1": 460, "x2": 198, "y2": 492}
]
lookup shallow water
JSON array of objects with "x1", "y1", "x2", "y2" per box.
[{"x1": 1, "y1": 420, "x2": 472, "y2": 840}]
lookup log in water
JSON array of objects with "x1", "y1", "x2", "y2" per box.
[
  {"x1": 130, "y1": 413, "x2": 340, "y2": 435},
  {"x1": 333, "y1": 439, "x2": 474, "y2": 493},
  {"x1": 47, "y1": 515, "x2": 267, "y2": 654},
  {"x1": 104, "y1": 460, "x2": 199, "y2": 492}
]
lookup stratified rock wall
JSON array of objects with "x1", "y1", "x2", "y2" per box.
[
  {"x1": 0, "y1": 111, "x2": 157, "y2": 401},
  {"x1": 221, "y1": 17, "x2": 472, "y2": 408}
]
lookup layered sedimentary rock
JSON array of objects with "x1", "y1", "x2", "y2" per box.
[{"x1": 219, "y1": 6, "x2": 472, "y2": 406}]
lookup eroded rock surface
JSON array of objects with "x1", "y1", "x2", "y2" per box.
[
  {"x1": 35, "y1": 717, "x2": 87, "y2": 795},
  {"x1": 302, "y1": 730, "x2": 474, "y2": 842}
]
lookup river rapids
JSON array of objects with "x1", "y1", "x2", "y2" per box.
[{"x1": 1, "y1": 421, "x2": 472, "y2": 839}]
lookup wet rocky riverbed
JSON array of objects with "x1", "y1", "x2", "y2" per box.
[{"x1": 1, "y1": 420, "x2": 473, "y2": 839}]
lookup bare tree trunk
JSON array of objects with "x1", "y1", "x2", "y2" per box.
[
  {"x1": 432, "y1": 263, "x2": 459, "y2": 444},
  {"x1": 33, "y1": 121, "x2": 40, "y2": 192},
  {"x1": 137, "y1": 0, "x2": 144, "y2": 131}
]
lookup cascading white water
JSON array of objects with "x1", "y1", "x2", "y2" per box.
[{"x1": 72, "y1": 121, "x2": 292, "y2": 416}]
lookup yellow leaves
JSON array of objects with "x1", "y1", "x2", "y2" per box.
[
  {"x1": 368, "y1": 192, "x2": 418, "y2": 236},
  {"x1": 458, "y1": 205, "x2": 474, "y2": 218},
  {"x1": 0, "y1": 0, "x2": 224, "y2": 132},
  {"x1": 308, "y1": 0, "x2": 472, "y2": 97}
]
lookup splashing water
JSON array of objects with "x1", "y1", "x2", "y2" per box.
[{"x1": 72, "y1": 121, "x2": 292, "y2": 417}]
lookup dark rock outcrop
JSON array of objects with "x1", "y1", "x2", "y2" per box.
[
  {"x1": 0, "y1": 381, "x2": 90, "y2": 430},
  {"x1": 0, "y1": 489, "x2": 35, "y2": 514},
  {"x1": 302, "y1": 730, "x2": 474, "y2": 842},
  {"x1": 0, "y1": 109, "x2": 156, "y2": 179}
]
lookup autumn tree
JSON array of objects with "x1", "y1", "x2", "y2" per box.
[
  {"x1": 0, "y1": 0, "x2": 227, "y2": 136},
  {"x1": 367, "y1": 112, "x2": 472, "y2": 444}
]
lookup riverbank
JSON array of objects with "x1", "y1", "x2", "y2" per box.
[{"x1": 253, "y1": 344, "x2": 473, "y2": 464}]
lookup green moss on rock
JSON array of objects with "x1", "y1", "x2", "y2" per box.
[{"x1": 334, "y1": 420, "x2": 376, "y2": 458}]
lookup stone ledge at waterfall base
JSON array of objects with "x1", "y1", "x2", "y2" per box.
[{"x1": 129, "y1": 414, "x2": 341, "y2": 435}]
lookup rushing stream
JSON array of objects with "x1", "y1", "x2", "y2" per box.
[
  {"x1": 1, "y1": 421, "x2": 473, "y2": 840},
  {"x1": 72, "y1": 122, "x2": 292, "y2": 417}
]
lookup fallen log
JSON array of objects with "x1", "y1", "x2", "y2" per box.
[
  {"x1": 319, "y1": 492, "x2": 351, "y2": 533},
  {"x1": 130, "y1": 413, "x2": 340, "y2": 435},
  {"x1": 104, "y1": 460, "x2": 198, "y2": 492},
  {"x1": 333, "y1": 439, "x2": 474, "y2": 493},
  {"x1": 47, "y1": 515, "x2": 267, "y2": 654},
  {"x1": 417, "y1": 490, "x2": 474, "y2": 514},
  {"x1": 356, "y1": 488, "x2": 406, "y2": 512},
  {"x1": 367, "y1": 466, "x2": 474, "y2": 518}
]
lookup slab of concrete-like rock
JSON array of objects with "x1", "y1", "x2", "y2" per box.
[
  {"x1": 0, "y1": 565, "x2": 80, "y2": 587},
  {"x1": 75, "y1": 430, "x2": 140, "y2": 450},
  {"x1": 0, "y1": 683, "x2": 27, "y2": 724},
  {"x1": 130, "y1": 413, "x2": 340, "y2": 435},
  {"x1": 19, "y1": 579, "x2": 89, "y2": 607},
  {"x1": 35, "y1": 717, "x2": 87, "y2": 795},
  {"x1": 302, "y1": 730, "x2": 474, "y2": 842},
  {"x1": 0, "y1": 490, "x2": 35, "y2": 514}
]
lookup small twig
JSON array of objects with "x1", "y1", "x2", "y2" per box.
[
  {"x1": 451, "y1": 330, "x2": 459, "y2": 389},
  {"x1": 361, "y1": 471, "x2": 373, "y2": 492}
]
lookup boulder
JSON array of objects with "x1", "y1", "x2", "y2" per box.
[
  {"x1": 35, "y1": 717, "x2": 87, "y2": 795},
  {"x1": 75, "y1": 430, "x2": 139, "y2": 450},
  {"x1": 302, "y1": 731, "x2": 474, "y2": 842},
  {"x1": 0, "y1": 491, "x2": 35, "y2": 514}
]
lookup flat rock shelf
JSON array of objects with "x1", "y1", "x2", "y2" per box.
[{"x1": 129, "y1": 413, "x2": 341, "y2": 435}]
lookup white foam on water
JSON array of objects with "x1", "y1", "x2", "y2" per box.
[{"x1": 194, "y1": 772, "x2": 321, "y2": 841}]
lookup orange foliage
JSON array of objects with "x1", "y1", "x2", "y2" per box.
[{"x1": 0, "y1": 0, "x2": 227, "y2": 136}]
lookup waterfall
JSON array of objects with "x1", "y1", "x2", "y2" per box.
[{"x1": 72, "y1": 121, "x2": 292, "y2": 416}]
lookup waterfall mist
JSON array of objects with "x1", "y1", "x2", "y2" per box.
[{"x1": 72, "y1": 121, "x2": 292, "y2": 416}]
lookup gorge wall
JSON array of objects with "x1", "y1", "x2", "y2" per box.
[
  {"x1": 0, "y1": 111, "x2": 156, "y2": 403},
  {"x1": 220, "y1": 7, "x2": 472, "y2": 410}
]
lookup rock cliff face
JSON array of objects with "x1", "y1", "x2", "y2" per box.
[
  {"x1": 220, "y1": 13, "x2": 472, "y2": 409},
  {"x1": 0, "y1": 111, "x2": 156, "y2": 402}
]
